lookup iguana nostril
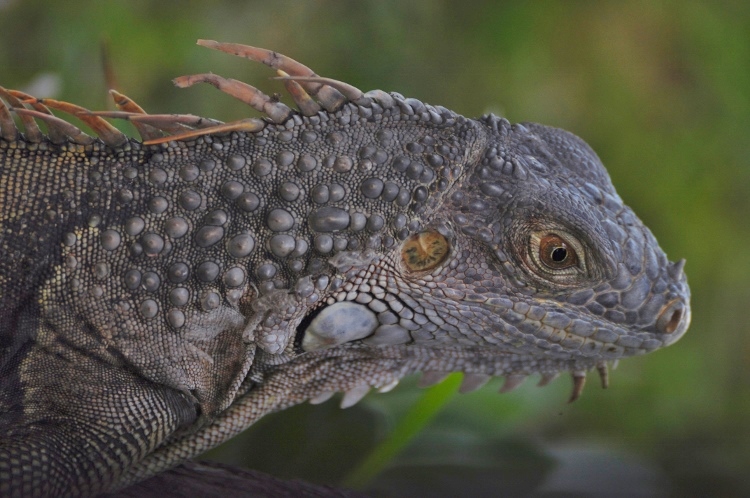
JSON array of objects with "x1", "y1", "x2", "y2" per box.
[
  {"x1": 657, "y1": 300, "x2": 685, "y2": 334},
  {"x1": 665, "y1": 310, "x2": 681, "y2": 333}
]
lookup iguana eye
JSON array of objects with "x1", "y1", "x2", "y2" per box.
[
  {"x1": 401, "y1": 230, "x2": 449, "y2": 271},
  {"x1": 539, "y1": 234, "x2": 578, "y2": 269},
  {"x1": 528, "y1": 231, "x2": 585, "y2": 277}
]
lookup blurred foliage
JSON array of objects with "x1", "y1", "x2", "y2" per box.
[{"x1": 1, "y1": 0, "x2": 748, "y2": 496}]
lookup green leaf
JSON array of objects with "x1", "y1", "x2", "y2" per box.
[{"x1": 342, "y1": 373, "x2": 462, "y2": 489}]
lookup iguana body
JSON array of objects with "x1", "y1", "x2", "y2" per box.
[{"x1": 0, "y1": 41, "x2": 690, "y2": 496}]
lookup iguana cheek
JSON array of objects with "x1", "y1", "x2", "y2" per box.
[
  {"x1": 301, "y1": 301, "x2": 378, "y2": 351},
  {"x1": 299, "y1": 299, "x2": 416, "y2": 351}
]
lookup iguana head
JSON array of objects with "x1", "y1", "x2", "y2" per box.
[{"x1": 278, "y1": 113, "x2": 690, "y2": 404}]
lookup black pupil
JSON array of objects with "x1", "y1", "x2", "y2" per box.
[{"x1": 551, "y1": 246, "x2": 568, "y2": 262}]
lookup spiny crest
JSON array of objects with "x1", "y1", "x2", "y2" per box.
[
  {"x1": 416, "y1": 360, "x2": 610, "y2": 404},
  {"x1": 313, "y1": 355, "x2": 613, "y2": 409},
  {"x1": 0, "y1": 40, "x2": 385, "y2": 148}
]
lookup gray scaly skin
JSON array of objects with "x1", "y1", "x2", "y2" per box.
[{"x1": 0, "y1": 40, "x2": 690, "y2": 496}]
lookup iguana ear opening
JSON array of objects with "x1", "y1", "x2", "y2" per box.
[{"x1": 401, "y1": 230, "x2": 450, "y2": 272}]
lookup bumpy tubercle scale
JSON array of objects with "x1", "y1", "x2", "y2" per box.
[{"x1": 0, "y1": 40, "x2": 690, "y2": 495}]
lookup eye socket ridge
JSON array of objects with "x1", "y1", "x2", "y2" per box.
[{"x1": 528, "y1": 230, "x2": 587, "y2": 278}]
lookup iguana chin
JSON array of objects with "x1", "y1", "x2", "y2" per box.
[{"x1": 0, "y1": 40, "x2": 690, "y2": 496}]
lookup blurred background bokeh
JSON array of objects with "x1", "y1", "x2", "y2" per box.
[{"x1": 1, "y1": 1, "x2": 748, "y2": 496}]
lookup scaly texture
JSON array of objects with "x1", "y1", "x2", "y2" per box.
[{"x1": 0, "y1": 41, "x2": 690, "y2": 497}]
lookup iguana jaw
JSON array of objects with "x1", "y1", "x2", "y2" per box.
[
  {"x1": 280, "y1": 249, "x2": 690, "y2": 408},
  {"x1": 252, "y1": 342, "x2": 608, "y2": 409}
]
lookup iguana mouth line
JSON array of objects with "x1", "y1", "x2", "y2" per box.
[{"x1": 259, "y1": 343, "x2": 610, "y2": 408}]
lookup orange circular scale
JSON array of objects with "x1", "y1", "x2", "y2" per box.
[{"x1": 401, "y1": 230, "x2": 449, "y2": 271}]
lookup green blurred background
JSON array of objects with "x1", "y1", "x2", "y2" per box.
[{"x1": 1, "y1": 1, "x2": 748, "y2": 496}]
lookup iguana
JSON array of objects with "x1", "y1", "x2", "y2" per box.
[{"x1": 0, "y1": 40, "x2": 691, "y2": 497}]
